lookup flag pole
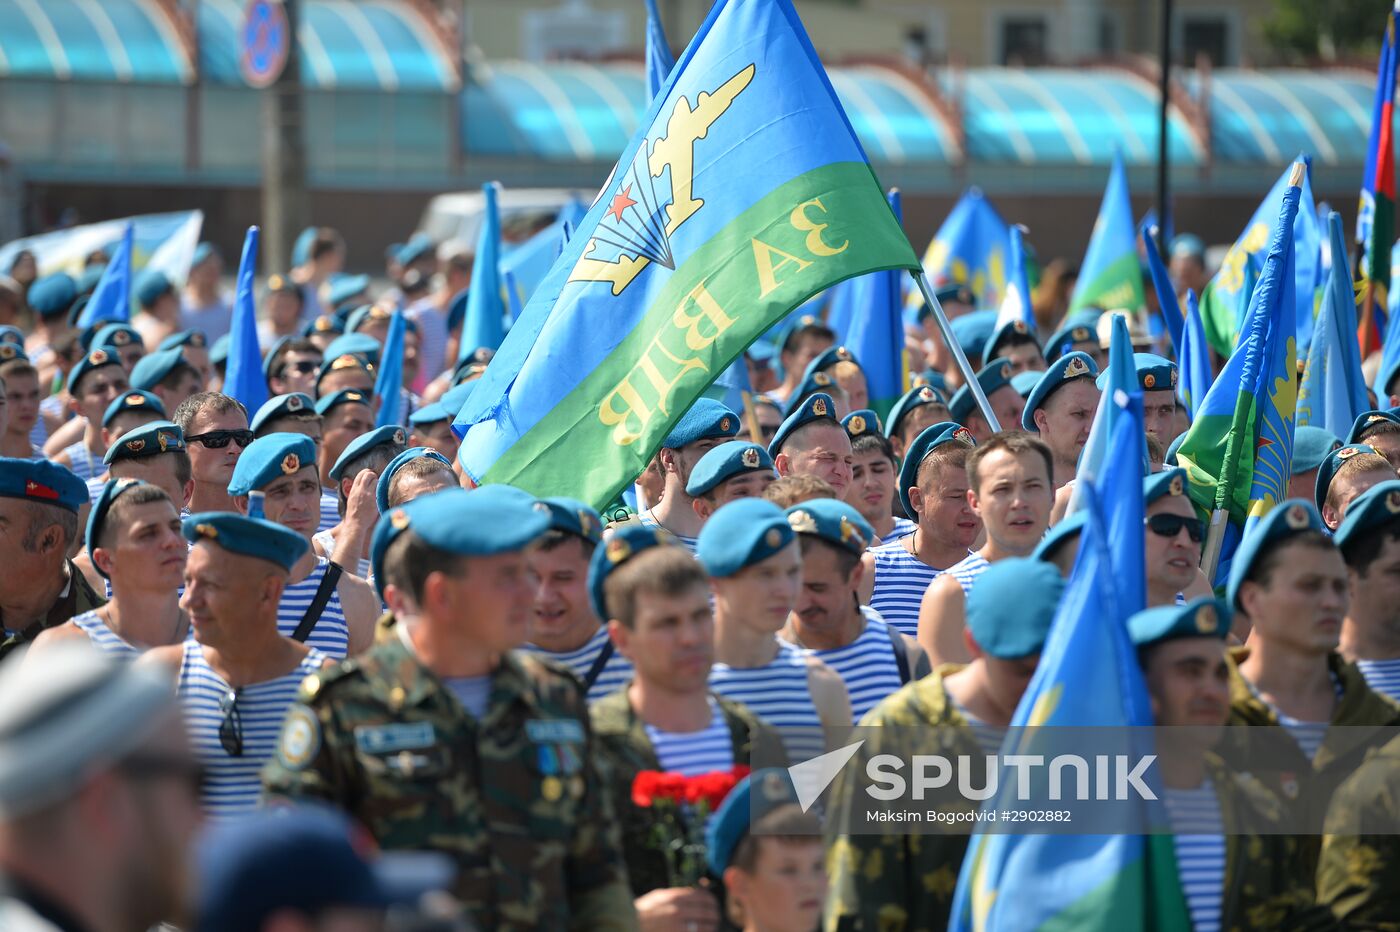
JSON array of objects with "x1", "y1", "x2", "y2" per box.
[
  {"x1": 741, "y1": 389, "x2": 762, "y2": 444},
  {"x1": 911, "y1": 270, "x2": 1002, "y2": 431},
  {"x1": 1199, "y1": 507, "x2": 1229, "y2": 582}
]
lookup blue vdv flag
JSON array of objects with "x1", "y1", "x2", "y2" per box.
[
  {"x1": 949, "y1": 478, "x2": 1186, "y2": 931},
  {"x1": 500, "y1": 196, "x2": 587, "y2": 311},
  {"x1": 844, "y1": 189, "x2": 908, "y2": 418},
  {"x1": 1070, "y1": 150, "x2": 1145, "y2": 314},
  {"x1": 78, "y1": 223, "x2": 134, "y2": 328},
  {"x1": 1141, "y1": 226, "x2": 1184, "y2": 356},
  {"x1": 1071, "y1": 312, "x2": 1141, "y2": 509},
  {"x1": 1376, "y1": 238, "x2": 1400, "y2": 399},
  {"x1": 374, "y1": 309, "x2": 408, "y2": 428},
  {"x1": 1298, "y1": 212, "x2": 1368, "y2": 436},
  {"x1": 995, "y1": 225, "x2": 1036, "y2": 331},
  {"x1": 458, "y1": 182, "x2": 506, "y2": 361},
  {"x1": 223, "y1": 227, "x2": 267, "y2": 414},
  {"x1": 1179, "y1": 289, "x2": 1213, "y2": 418},
  {"x1": 914, "y1": 188, "x2": 1011, "y2": 308},
  {"x1": 645, "y1": 0, "x2": 676, "y2": 100},
  {"x1": 822, "y1": 275, "x2": 859, "y2": 342}
]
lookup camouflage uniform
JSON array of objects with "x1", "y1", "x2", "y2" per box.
[
  {"x1": 589, "y1": 688, "x2": 789, "y2": 897},
  {"x1": 824, "y1": 665, "x2": 981, "y2": 932},
  {"x1": 1316, "y1": 732, "x2": 1400, "y2": 929},
  {"x1": 262, "y1": 634, "x2": 637, "y2": 931},
  {"x1": 0, "y1": 560, "x2": 105, "y2": 660}
]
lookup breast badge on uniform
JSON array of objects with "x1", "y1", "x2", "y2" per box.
[{"x1": 277, "y1": 704, "x2": 321, "y2": 770}]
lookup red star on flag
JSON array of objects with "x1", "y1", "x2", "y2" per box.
[{"x1": 607, "y1": 185, "x2": 637, "y2": 222}]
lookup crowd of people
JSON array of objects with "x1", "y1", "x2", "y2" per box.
[{"x1": 0, "y1": 223, "x2": 1397, "y2": 932}]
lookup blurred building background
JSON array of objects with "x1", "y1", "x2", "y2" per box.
[{"x1": 0, "y1": 0, "x2": 1386, "y2": 268}]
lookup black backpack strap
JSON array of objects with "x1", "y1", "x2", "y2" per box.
[
  {"x1": 582, "y1": 639, "x2": 616, "y2": 691},
  {"x1": 886, "y1": 621, "x2": 912, "y2": 685},
  {"x1": 292, "y1": 562, "x2": 343, "y2": 644}
]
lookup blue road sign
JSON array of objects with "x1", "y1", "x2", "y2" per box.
[{"x1": 240, "y1": 0, "x2": 290, "y2": 88}]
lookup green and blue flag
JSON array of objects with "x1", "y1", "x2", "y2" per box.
[
  {"x1": 454, "y1": 0, "x2": 919, "y2": 506},
  {"x1": 645, "y1": 0, "x2": 676, "y2": 100},
  {"x1": 995, "y1": 225, "x2": 1035, "y2": 332},
  {"x1": 1069, "y1": 151, "x2": 1144, "y2": 314},
  {"x1": 842, "y1": 190, "x2": 908, "y2": 419},
  {"x1": 1298, "y1": 212, "x2": 1368, "y2": 437}
]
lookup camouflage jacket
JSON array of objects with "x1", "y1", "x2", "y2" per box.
[
  {"x1": 261, "y1": 636, "x2": 637, "y2": 931},
  {"x1": 589, "y1": 688, "x2": 789, "y2": 898},
  {"x1": 824, "y1": 665, "x2": 980, "y2": 932},
  {"x1": 0, "y1": 560, "x2": 105, "y2": 661},
  {"x1": 1316, "y1": 732, "x2": 1400, "y2": 930}
]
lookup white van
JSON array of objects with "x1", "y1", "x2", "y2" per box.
[{"x1": 416, "y1": 187, "x2": 591, "y2": 250}]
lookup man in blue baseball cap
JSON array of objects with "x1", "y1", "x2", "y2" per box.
[
  {"x1": 1334, "y1": 481, "x2": 1400, "y2": 701},
  {"x1": 228, "y1": 434, "x2": 378, "y2": 660},
  {"x1": 685, "y1": 440, "x2": 778, "y2": 521},
  {"x1": 634, "y1": 398, "x2": 741, "y2": 550},
  {"x1": 265, "y1": 487, "x2": 637, "y2": 927},
  {"x1": 699, "y1": 498, "x2": 851, "y2": 763},
  {"x1": 781, "y1": 498, "x2": 929, "y2": 720},
  {"x1": 0, "y1": 458, "x2": 104, "y2": 658}
]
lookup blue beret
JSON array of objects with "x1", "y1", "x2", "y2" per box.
[
  {"x1": 0, "y1": 325, "x2": 23, "y2": 347},
  {"x1": 251, "y1": 393, "x2": 316, "y2": 435},
  {"x1": 329, "y1": 425, "x2": 408, "y2": 482},
  {"x1": 934, "y1": 284, "x2": 974, "y2": 305},
  {"x1": 1348, "y1": 410, "x2": 1400, "y2": 445},
  {"x1": 91, "y1": 323, "x2": 142, "y2": 353},
  {"x1": 586, "y1": 523, "x2": 685, "y2": 619},
  {"x1": 345, "y1": 305, "x2": 395, "y2": 336},
  {"x1": 67, "y1": 297, "x2": 92, "y2": 331},
  {"x1": 104, "y1": 421, "x2": 185, "y2": 465},
  {"x1": 302, "y1": 314, "x2": 344, "y2": 339},
  {"x1": 1292, "y1": 426, "x2": 1340, "y2": 475},
  {"x1": 779, "y1": 313, "x2": 825, "y2": 346},
  {"x1": 191, "y1": 242, "x2": 217, "y2": 267},
  {"x1": 134, "y1": 270, "x2": 174, "y2": 309},
  {"x1": 533, "y1": 496, "x2": 604, "y2": 544},
  {"x1": 1164, "y1": 431, "x2": 1187, "y2": 466},
  {"x1": 685, "y1": 441, "x2": 775, "y2": 498},
  {"x1": 1334, "y1": 480, "x2": 1400, "y2": 551},
  {"x1": 1032, "y1": 511, "x2": 1087, "y2": 562},
  {"x1": 371, "y1": 486, "x2": 550, "y2": 598},
  {"x1": 67, "y1": 348, "x2": 124, "y2": 395},
  {"x1": 315, "y1": 354, "x2": 374, "y2": 393},
  {"x1": 948, "y1": 309, "x2": 997, "y2": 359},
  {"x1": 290, "y1": 227, "x2": 317, "y2": 268},
  {"x1": 1042, "y1": 317, "x2": 1101, "y2": 364},
  {"x1": 1315, "y1": 443, "x2": 1380, "y2": 513},
  {"x1": 705, "y1": 769, "x2": 803, "y2": 876},
  {"x1": 314, "y1": 388, "x2": 372, "y2": 418},
  {"x1": 784, "y1": 368, "x2": 842, "y2": 415},
  {"x1": 897, "y1": 422, "x2": 975, "y2": 517},
  {"x1": 409, "y1": 381, "x2": 474, "y2": 426},
  {"x1": 158, "y1": 330, "x2": 208, "y2": 353},
  {"x1": 1009, "y1": 370, "x2": 1041, "y2": 399},
  {"x1": 260, "y1": 336, "x2": 295, "y2": 382},
  {"x1": 76, "y1": 264, "x2": 106, "y2": 297},
  {"x1": 1170, "y1": 233, "x2": 1205, "y2": 260},
  {"x1": 102, "y1": 390, "x2": 165, "y2": 428},
  {"x1": 769, "y1": 393, "x2": 839, "y2": 456},
  {"x1": 1145, "y1": 467, "x2": 1190, "y2": 506},
  {"x1": 805, "y1": 345, "x2": 859, "y2": 377},
  {"x1": 27, "y1": 274, "x2": 77, "y2": 318},
  {"x1": 696, "y1": 498, "x2": 796, "y2": 578},
  {"x1": 663, "y1": 398, "x2": 740, "y2": 450},
  {"x1": 321, "y1": 333, "x2": 381, "y2": 368},
  {"x1": 374, "y1": 447, "x2": 453, "y2": 514},
  {"x1": 1226, "y1": 499, "x2": 1324, "y2": 609},
  {"x1": 886, "y1": 385, "x2": 948, "y2": 439},
  {"x1": 445, "y1": 289, "x2": 470, "y2": 335},
  {"x1": 183, "y1": 512, "x2": 309, "y2": 573},
  {"x1": 841, "y1": 409, "x2": 883, "y2": 443},
  {"x1": 982, "y1": 318, "x2": 1040, "y2": 363},
  {"x1": 129, "y1": 348, "x2": 188, "y2": 391},
  {"x1": 1097, "y1": 353, "x2": 1177, "y2": 393},
  {"x1": 911, "y1": 368, "x2": 949, "y2": 394},
  {"x1": 949, "y1": 359, "x2": 1014, "y2": 423},
  {"x1": 0, "y1": 343, "x2": 27, "y2": 364},
  {"x1": 966, "y1": 557, "x2": 1062, "y2": 658},
  {"x1": 747, "y1": 341, "x2": 777, "y2": 364},
  {"x1": 395, "y1": 234, "x2": 435, "y2": 268},
  {"x1": 210, "y1": 334, "x2": 231, "y2": 367},
  {"x1": 228, "y1": 434, "x2": 318, "y2": 496},
  {"x1": 1020, "y1": 352, "x2": 1099, "y2": 431},
  {"x1": 85, "y1": 478, "x2": 156, "y2": 576},
  {"x1": 0, "y1": 457, "x2": 87, "y2": 512},
  {"x1": 450, "y1": 359, "x2": 490, "y2": 388},
  {"x1": 1128, "y1": 596, "x2": 1230, "y2": 649},
  {"x1": 785, "y1": 498, "x2": 875, "y2": 555},
  {"x1": 326, "y1": 274, "x2": 371, "y2": 310}
]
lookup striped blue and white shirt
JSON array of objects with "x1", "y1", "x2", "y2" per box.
[
  {"x1": 1248, "y1": 672, "x2": 1342, "y2": 761},
  {"x1": 946, "y1": 552, "x2": 991, "y2": 597},
  {"x1": 177, "y1": 640, "x2": 326, "y2": 821},
  {"x1": 637, "y1": 510, "x2": 698, "y2": 553},
  {"x1": 886, "y1": 517, "x2": 916, "y2": 541},
  {"x1": 645, "y1": 698, "x2": 734, "y2": 777},
  {"x1": 869, "y1": 540, "x2": 948, "y2": 637},
  {"x1": 1164, "y1": 780, "x2": 1225, "y2": 932},
  {"x1": 709, "y1": 640, "x2": 824, "y2": 763},
  {"x1": 60, "y1": 441, "x2": 100, "y2": 481},
  {"x1": 71, "y1": 610, "x2": 140, "y2": 661},
  {"x1": 522, "y1": 625, "x2": 633, "y2": 702},
  {"x1": 799, "y1": 607, "x2": 907, "y2": 721},
  {"x1": 276, "y1": 557, "x2": 351, "y2": 659},
  {"x1": 318, "y1": 489, "x2": 340, "y2": 534},
  {"x1": 86, "y1": 475, "x2": 108, "y2": 505},
  {"x1": 311, "y1": 530, "x2": 372, "y2": 583},
  {"x1": 1356, "y1": 657, "x2": 1400, "y2": 703}
]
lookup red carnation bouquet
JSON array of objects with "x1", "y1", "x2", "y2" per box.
[{"x1": 631, "y1": 765, "x2": 750, "y2": 885}]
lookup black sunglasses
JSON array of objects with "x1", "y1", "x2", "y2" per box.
[
  {"x1": 187, "y1": 429, "x2": 255, "y2": 449},
  {"x1": 1145, "y1": 513, "x2": 1205, "y2": 543},
  {"x1": 279, "y1": 360, "x2": 320, "y2": 376},
  {"x1": 219, "y1": 689, "x2": 243, "y2": 757}
]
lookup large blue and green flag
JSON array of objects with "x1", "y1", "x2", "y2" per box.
[
  {"x1": 454, "y1": 0, "x2": 919, "y2": 505},
  {"x1": 1177, "y1": 162, "x2": 1302, "y2": 548},
  {"x1": 842, "y1": 190, "x2": 909, "y2": 419},
  {"x1": 1069, "y1": 151, "x2": 1144, "y2": 314}
]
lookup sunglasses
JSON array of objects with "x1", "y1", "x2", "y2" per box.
[
  {"x1": 219, "y1": 689, "x2": 243, "y2": 757},
  {"x1": 187, "y1": 429, "x2": 255, "y2": 449},
  {"x1": 1145, "y1": 513, "x2": 1205, "y2": 543},
  {"x1": 279, "y1": 360, "x2": 320, "y2": 376}
]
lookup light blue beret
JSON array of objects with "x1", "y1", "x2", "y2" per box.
[
  {"x1": 696, "y1": 498, "x2": 796, "y2": 578},
  {"x1": 183, "y1": 512, "x2": 309, "y2": 573}
]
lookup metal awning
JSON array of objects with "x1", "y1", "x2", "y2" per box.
[{"x1": 0, "y1": 0, "x2": 191, "y2": 83}]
